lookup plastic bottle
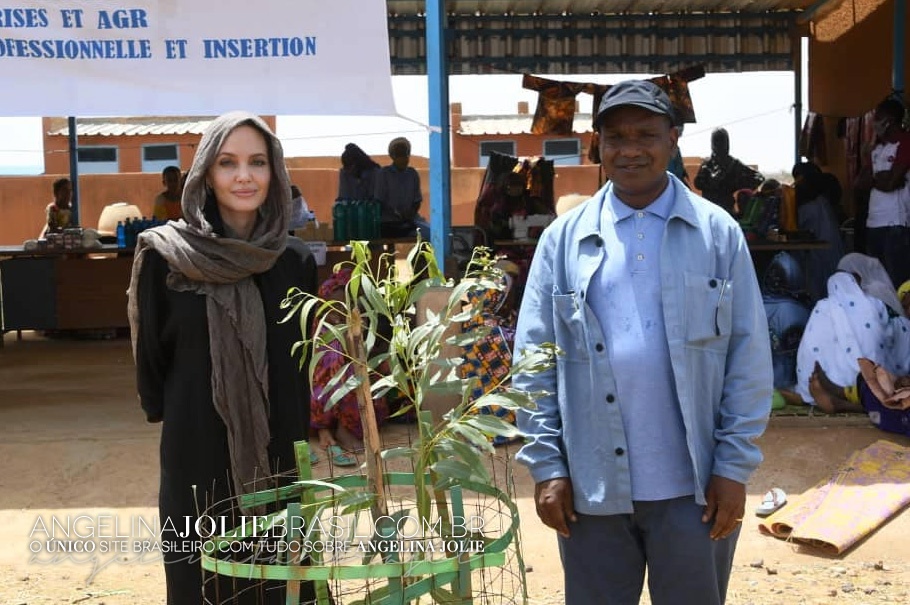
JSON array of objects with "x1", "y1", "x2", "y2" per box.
[
  {"x1": 370, "y1": 199, "x2": 382, "y2": 239},
  {"x1": 332, "y1": 200, "x2": 348, "y2": 242},
  {"x1": 124, "y1": 218, "x2": 133, "y2": 248},
  {"x1": 116, "y1": 221, "x2": 126, "y2": 248},
  {"x1": 357, "y1": 200, "x2": 371, "y2": 241}
]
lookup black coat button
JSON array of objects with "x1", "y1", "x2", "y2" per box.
[
  {"x1": 709, "y1": 279, "x2": 718, "y2": 288},
  {"x1": 615, "y1": 447, "x2": 625, "y2": 456},
  {"x1": 606, "y1": 394, "x2": 615, "y2": 403},
  {"x1": 595, "y1": 343, "x2": 604, "y2": 352}
]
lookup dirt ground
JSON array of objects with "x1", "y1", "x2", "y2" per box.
[{"x1": 2, "y1": 333, "x2": 910, "y2": 605}]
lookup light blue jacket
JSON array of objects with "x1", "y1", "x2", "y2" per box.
[{"x1": 514, "y1": 175, "x2": 773, "y2": 515}]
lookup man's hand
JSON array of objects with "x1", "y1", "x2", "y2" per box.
[
  {"x1": 534, "y1": 478, "x2": 577, "y2": 538},
  {"x1": 702, "y1": 475, "x2": 746, "y2": 540}
]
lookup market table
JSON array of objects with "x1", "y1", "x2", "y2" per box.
[{"x1": 0, "y1": 245, "x2": 133, "y2": 345}]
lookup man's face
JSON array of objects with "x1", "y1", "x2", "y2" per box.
[
  {"x1": 873, "y1": 110, "x2": 895, "y2": 139},
  {"x1": 597, "y1": 105, "x2": 678, "y2": 209},
  {"x1": 391, "y1": 150, "x2": 410, "y2": 170}
]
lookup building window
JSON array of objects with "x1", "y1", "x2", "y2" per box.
[
  {"x1": 479, "y1": 141, "x2": 516, "y2": 167},
  {"x1": 543, "y1": 139, "x2": 581, "y2": 166},
  {"x1": 142, "y1": 144, "x2": 180, "y2": 173},
  {"x1": 76, "y1": 146, "x2": 119, "y2": 174}
]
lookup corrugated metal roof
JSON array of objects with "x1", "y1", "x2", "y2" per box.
[
  {"x1": 386, "y1": 0, "x2": 817, "y2": 15},
  {"x1": 47, "y1": 116, "x2": 214, "y2": 137},
  {"x1": 459, "y1": 113, "x2": 593, "y2": 135}
]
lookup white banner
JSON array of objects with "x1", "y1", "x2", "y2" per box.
[{"x1": 0, "y1": 1, "x2": 397, "y2": 117}]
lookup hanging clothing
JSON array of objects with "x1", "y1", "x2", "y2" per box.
[
  {"x1": 522, "y1": 74, "x2": 589, "y2": 136},
  {"x1": 523, "y1": 67, "x2": 704, "y2": 136},
  {"x1": 799, "y1": 112, "x2": 828, "y2": 165}
]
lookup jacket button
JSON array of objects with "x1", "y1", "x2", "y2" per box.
[
  {"x1": 595, "y1": 343, "x2": 604, "y2": 352},
  {"x1": 606, "y1": 394, "x2": 615, "y2": 403},
  {"x1": 709, "y1": 279, "x2": 718, "y2": 288},
  {"x1": 594, "y1": 237, "x2": 604, "y2": 247},
  {"x1": 615, "y1": 447, "x2": 625, "y2": 456}
]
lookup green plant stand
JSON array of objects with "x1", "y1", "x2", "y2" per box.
[{"x1": 200, "y1": 441, "x2": 529, "y2": 605}]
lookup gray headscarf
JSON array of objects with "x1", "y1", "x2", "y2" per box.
[{"x1": 127, "y1": 111, "x2": 292, "y2": 503}]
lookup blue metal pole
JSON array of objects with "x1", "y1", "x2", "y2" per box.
[
  {"x1": 426, "y1": 0, "x2": 451, "y2": 270},
  {"x1": 67, "y1": 116, "x2": 80, "y2": 226},
  {"x1": 895, "y1": 0, "x2": 906, "y2": 95}
]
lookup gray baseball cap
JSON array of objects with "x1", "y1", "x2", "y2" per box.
[{"x1": 594, "y1": 80, "x2": 675, "y2": 129}]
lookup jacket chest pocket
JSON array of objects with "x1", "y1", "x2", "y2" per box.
[
  {"x1": 684, "y1": 271, "x2": 732, "y2": 348},
  {"x1": 553, "y1": 293, "x2": 589, "y2": 360}
]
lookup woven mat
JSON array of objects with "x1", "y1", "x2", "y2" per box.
[{"x1": 758, "y1": 439, "x2": 910, "y2": 555}]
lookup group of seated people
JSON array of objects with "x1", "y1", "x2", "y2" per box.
[
  {"x1": 767, "y1": 250, "x2": 910, "y2": 436},
  {"x1": 336, "y1": 138, "x2": 431, "y2": 240}
]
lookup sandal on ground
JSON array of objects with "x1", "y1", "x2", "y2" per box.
[
  {"x1": 309, "y1": 450, "x2": 319, "y2": 466},
  {"x1": 755, "y1": 487, "x2": 788, "y2": 517},
  {"x1": 325, "y1": 444, "x2": 357, "y2": 467}
]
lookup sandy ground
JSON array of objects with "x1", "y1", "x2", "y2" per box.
[{"x1": 2, "y1": 333, "x2": 910, "y2": 604}]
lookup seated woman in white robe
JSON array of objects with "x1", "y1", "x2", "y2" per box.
[{"x1": 795, "y1": 269, "x2": 910, "y2": 405}]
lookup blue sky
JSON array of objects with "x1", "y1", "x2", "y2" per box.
[{"x1": 0, "y1": 70, "x2": 805, "y2": 176}]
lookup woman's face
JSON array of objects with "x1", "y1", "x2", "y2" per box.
[{"x1": 207, "y1": 125, "x2": 271, "y2": 228}]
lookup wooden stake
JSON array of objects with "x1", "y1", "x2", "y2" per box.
[{"x1": 345, "y1": 307, "x2": 388, "y2": 520}]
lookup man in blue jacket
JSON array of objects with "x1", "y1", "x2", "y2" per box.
[{"x1": 514, "y1": 80, "x2": 772, "y2": 605}]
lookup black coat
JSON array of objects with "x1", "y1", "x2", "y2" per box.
[{"x1": 136, "y1": 247, "x2": 318, "y2": 604}]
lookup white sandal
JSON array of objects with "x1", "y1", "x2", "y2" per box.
[{"x1": 755, "y1": 487, "x2": 787, "y2": 517}]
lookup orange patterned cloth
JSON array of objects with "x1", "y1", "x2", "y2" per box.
[{"x1": 759, "y1": 439, "x2": 910, "y2": 554}]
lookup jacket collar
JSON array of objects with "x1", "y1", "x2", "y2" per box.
[{"x1": 573, "y1": 173, "x2": 701, "y2": 245}]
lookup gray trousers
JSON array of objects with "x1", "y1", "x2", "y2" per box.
[{"x1": 557, "y1": 496, "x2": 739, "y2": 605}]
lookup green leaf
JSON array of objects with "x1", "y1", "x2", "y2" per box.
[
  {"x1": 475, "y1": 389, "x2": 539, "y2": 411},
  {"x1": 448, "y1": 329, "x2": 489, "y2": 348},
  {"x1": 292, "y1": 478, "x2": 347, "y2": 492},
  {"x1": 338, "y1": 491, "x2": 376, "y2": 515},
  {"x1": 450, "y1": 422, "x2": 495, "y2": 454},
  {"x1": 438, "y1": 436, "x2": 484, "y2": 471},
  {"x1": 465, "y1": 414, "x2": 522, "y2": 439},
  {"x1": 430, "y1": 457, "x2": 479, "y2": 483},
  {"x1": 325, "y1": 371, "x2": 362, "y2": 410},
  {"x1": 380, "y1": 446, "x2": 414, "y2": 461}
]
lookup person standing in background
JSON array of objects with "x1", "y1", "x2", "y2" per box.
[
  {"x1": 514, "y1": 80, "x2": 772, "y2": 605},
  {"x1": 151, "y1": 165, "x2": 183, "y2": 221},
  {"x1": 855, "y1": 98, "x2": 910, "y2": 288},
  {"x1": 694, "y1": 127, "x2": 765, "y2": 214}
]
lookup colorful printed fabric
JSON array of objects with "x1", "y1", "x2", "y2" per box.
[
  {"x1": 523, "y1": 68, "x2": 703, "y2": 136},
  {"x1": 759, "y1": 439, "x2": 910, "y2": 554},
  {"x1": 458, "y1": 283, "x2": 518, "y2": 445}
]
